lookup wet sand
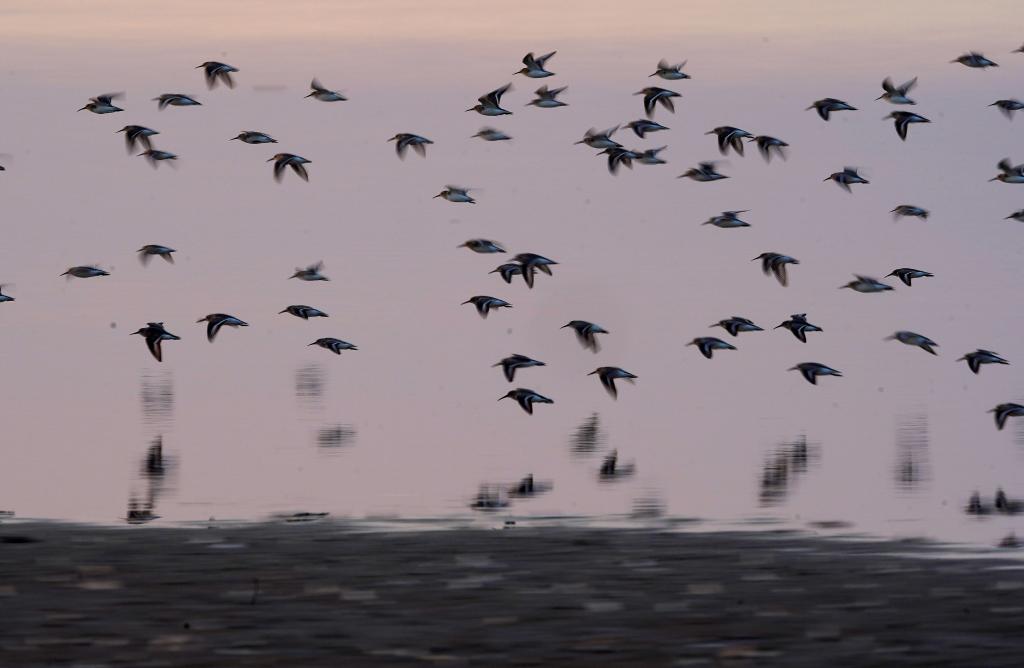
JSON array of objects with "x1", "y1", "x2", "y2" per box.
[{"x1": 2, "y1": 521, "x2": 1023, "y2": 666}]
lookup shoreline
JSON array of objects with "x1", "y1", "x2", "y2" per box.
[{"x1": 3, "y1": 521, "x2": 1023, "y2": 666}]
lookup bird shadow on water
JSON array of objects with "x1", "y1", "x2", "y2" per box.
[
  {"x1": 126, "y1": 435, "x2": 176, "y2": 524},
  {"x1": 894, "y1": 412, "x2": 930, "y2": 494},
  {"x1": 758, "y1": 435, "x2": 820, "y2": 507},
  {"x1": 139, "y1": 370, "x2": 174, "y2": 430}
]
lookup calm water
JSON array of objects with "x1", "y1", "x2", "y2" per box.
[{"x1": 1, "y1": 1, "x2": 1024, "y2": 547}]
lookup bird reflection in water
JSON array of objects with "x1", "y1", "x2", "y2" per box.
[
  {"x1": 894, "y1": 413, "x2": 930, "y2": 493},
  {"x1": 506, "y1": 473, "x2": 553, "y2": 499},
  {"x1": 599, "y1": 449, "x2": 636, "y2": 482},
  {"x1": 569, "y1": 412, "x2": 604, "y2": 456},
  {"x1": 295, "y1": 363, "x2": 325, "y2": 409},
  {"x1": 470, "y1": 485, "x2": 509, "y2": 511},
  {"x1": 126, "y1": 435, "x2": 175, "y2": 524},
  {"x1": 317, "y1": 424, "x2": 356, "y2": 449},
  {"x1": 758, "y1": 435, "x2": 819, "y2": 507},
  {"x1": 139, "y1": 371, "x2": 174, "y2": 429}
]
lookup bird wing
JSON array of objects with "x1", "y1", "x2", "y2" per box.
[
  {"x1": 206, "y1": 318, "x2": 222, "y2": 342},
  {"x1": 146, "y1": 335, "x2": 163, "y2": 362}
]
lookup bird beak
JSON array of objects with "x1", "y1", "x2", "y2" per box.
[
  {"x1": 465, "y1": 108, "x2": 474, "y2": 112},
  {"x1": 497, "y1": 395, "x2": 507, "y2": 401},
  {"x1": 196, "y1": 318, "x2": 204, "y2": 323},
  {"x1": 77, "y1": 106, "x2": 87, "y2": 112},
  {"x1": 307, "y1": 342, "x2": 317, "y2": 346},
  {"x1": 587, "y1": 370, "x2": 597, "y2": 375},
  {"x1": 266, "y1": 158, "x2": 275, "y2": 162}
]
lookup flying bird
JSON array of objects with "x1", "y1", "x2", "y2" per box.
[
  {"x1": 117, "y1": 125, "x2": 158, "y2": 152},
  {"x1": 467, "y1": 84, "x2": 512, "y2": 116},
  {"x1": 711, "y1": 316, "x2": 763, "y2": 337},
  {"x1": 434, "y1": 186, "x2": 475, "y2": 203},
  {"x1": 886, "y1": 268, "x2": 933, "y2": 286},
  {"x1": 513, "y1": 253, "x2": 557, "y2": 288},
  {"x1": 280, "y1": 305, "x2": 328, "y2": 320},
  {"x1": 807, "y1": 97, "x2": 856, "y2": 120},
  {"x1": 197, "y1": 61, "x2": 238, "y2": 89},
  {"x1": 624, "y1": 119, "x2": 669, "y2": 138},
  {"x1": 526, "y1": 85, "x2": 567, "y2": 108},
  {"x1": 636, "y1": 147, "x2": 667, "y2": 165},
  {"x1": 635, "y1": 87, "x2": 680, "y2": 118},
  {"x1": 494, "y1": 354, "x2": 546, "y2": 382},
  {"x1": 79, "y1": 93, "x2": 123, "y2": 114},
  {"x1": 790, "y1": 363, "x2": 842, "y2": 385},
  {"x1": 306, "y1": 78, "x2": 346, "y2": 101},
  {"x1": 840, "y1": 275, "x2": 894, "y2": 293},
  {"x1": 458, "y1": 239, "x2": 505, "y2": 254},
  {"x1": 231, "y1": 131, "x2": 276, "y2": 144},
  {"x1": 61, "y1": 266, "x2": 109, "y2": 278},
  {"x1": 499, "y1": 389, "x2": 553, "y2": 415},
  {"x1": 490, "y1": 263, "x2": 524, "y2": 284},
  {"x1": 516, "y1": 51, "x2": 556, "y2": 78},
  {"x1": 952, "y1": 52, "x2": 998, "y2": 68},
  {"x1": 825, "y1": 166, "x2": 869, "y2": 192},
  {"x1": 137, "y1": 245, "x2": 175, "y2": 265},
  {"x1": 268, "y1": 153, "x2": 310, "y2": 182},
  {"x1": 575, "y1": 126, "x2": 621, "y2": 149},
  {"x1": 775, "y1": 314, "x2": 822, "y2": 343},
  {"x1": 877, "y1": 77, "x2": 917, "y2": 104},
  {"x1": 132, "y1": 322, "x2": 180, "y2": 362},
  {"x1": 197, "y1": 314, "x2": 248, "y2": 342},
  {"x1": 600, "y1": 147, "x2": 640, "y2": 174},
  {"x1": 1006, "y1": 209, "x2": 1024, "y2": 221},
  {"x1": 290, "y1": 262, "x2": 329, "y2": 281},
  {"x1": 703, "y1": 210, "x2": 750, "y2": 228},
  {"x1": 707, "y1": 126, "x2": 753, "y2": 156},
  {"x1": 462, "y1": 296, "x2": 511, "y2": 318},
  {"x1": 749, "y1": 135, "x2": 788, "y2": 162},
  {"x1": 139, "y1": 150, "x2": 177, "y2": 167},
  {"x1": 991, "y1": 99, "x2": 1024, "y2": 119},
  {"x1": 753, "y1": 253, "x2": 798, "y2": 286},
  {"x1": 892, "y1": 205, "x2": 929, "y2": 220},
  {"x1": 473, "y1": 127, "x2": 512, "y2": 141},
  {"x1": 562, "y1": 320, "x2": 607, "y2": 353},
  {"x1": 991, "y1": 158, "x2": 1024, "y2": 183},
  {"x1": 388, "y1": 133, "x2": 433, "y2": 158},
  {"x1": 687, "y1": 337, "x2": 736, "y2": 359},
  {"x1": 990, "y1": 403, "x2": 1024, "y2": 430},
  {"x1": 958, "y1": 350, "x2": 1009, "y2": 375},
  {"x1": 886, "y1": 331, "x2": 938, "y2": 355},
  {"x1": 886, "y1": 111, "x2": 930, "y2": 140},
  {"x1": 588, "y1": 367, "x2": 637, "y2": 399},
  {"x1": 679, "y1": 161, "x2": 727, "y2": 182},
  {"x1": 309, "y1": 338, "x2": 358, "y2": 354},
  {"x1": 650, "y1": 59, "x2": 690, "y2": 80},
  {"x1": 153, "y1": 93, "x2": 201, "y2": 109}
]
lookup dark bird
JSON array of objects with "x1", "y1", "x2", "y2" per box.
[
  {"x1": 886, "y1": 267, "x2": 933, "y2": 286},
  {"x1": 635, "y1": 87, "x2": 679, "y2": 118},
  {"x1": 750, "y1": 135, "x2": 788, "y2": 162},
  {"x1": 808, "y1": 97, "x2": 856, "y2": 120},
  {"x1": 707, "y1": 126, "x2": 754, "y2": 156},
  {"x1": 886, "y1": 111, "x2": 930, "y2": 140},
  {"x1": 526, "y1": 84, "x2": 568, "y2": 108},
  {"x1": 389, "y1": 133, "x2": 433, "y2": 159},
  {"x1": 515, "y1": 51, "x2": 556, "y2": 78},
  {"x1": 499, "y1": 388, "x2": 553, "y2": 415},
  {"x1": 958, "y1": 349, "x2": 1009, "y2": 375},
  {"x1": 775, "y1": 313, "x2": 822, "y2": 343},
  {"x1": 153, "y1": 93, "x2": 201, "y2": 109},
  {"x1": 825, "y1": 166, "x2": 869, "y2": 192},
  {"x1": 599, "y1": 147, "x2": 640, "y2": 174},
  {"x1": 562, "y1": 320, "x2": 608, "y2": 353},
  {"x1": 139, "y1": 150, "x2": 177, "y2": 167},
  {"x1": 952, "y1": 52, "x2": 998, "y2": 68},
  {"x1": 306, "y1": 78, "x2": 346, "y2": 101},
  {"x1": 650, "y1": 59, "x2": 690, "y2": 80},
  {"x1": 624, "y1": 119, "x2": 669, "y2": 138},
  {"x1": 589, "y1": 366, "x2": 637, "y2": 399},
  {"x1": 688, "y1": 337, "x2": 736, "y2": 359},
  {"x1": 991, "y1": 158, "x2": 1024, "y2": 183},
  {"x1": 132, "y1": 322, "x2": 180, "y2": 362},
  {"x1": 137, "y1": 245, "x2": 175, "y2": 265},
  {"x1": 892, "y1": 204, "x2": 929, "y2": 220},
  {"x1": 61, "y1": 265, "x2": 109, "y2": 278},
  {"x1": 268, "y1": 153, "x2": 310, "y2": 182},
  {"x1": 702, "y1": 210, "x2": 750, "y2": 228},
  {"x1": 990, "y1": 99, "x2": 1024, "y2": 119},
  {"x1": 990, "y1": 403, "x2": 1024, "y2": 430},
  {"x1": 494, "y1": 354, "x2": 546, "y2": 382},
  {"x1": 840, "y1": 275, "x2": 894, "y2": 293},
  {"x1": 753, "y1": 252, "x2": 798, "y2": 286},
  {"x1": 490, "y1": 263, "x2": 524, "y2": 284},
  {"x1": 309, "y1": 338, "x2": 357, "y2": 354},
  {"x1": 575, "y1": 126, "x2": 620, "y2": 149},
  {"x1": 117, "y1": 125, "x2": 158, "y2": 152},
  {"x1": 197, "y1": 61, "x2": 238, "y2": 89},
  {"x1": 885, "y1": 331, "x2": 938, "y2": 355},
  {"x1": 679, "y1": 161, "x2": 727, "y2": 182},
  {"x1": 79, "y1": 93, "x2": 123, "y2": 114},
  {"x1": 877, "y1": 76, "x2": 917, "y2": 104},
  {"x1": 514, "y1": 253, "x2": 557, "y2": 288},
  {"x1": 280, "y1": 305, "x2": 328, "y2": 320},
  {"x1": 231, "y1": 131, "x2": 276, "y2": 144},
  {"x1": 290, "y1": 261, "x2": 328, "y2": 281},
  {"x1": 711, "y1": 316, "x2": 763, "y2": 337},
  {"x1": 467, "y1": 83, "x2": 512, "y2": 116},
  {"x1": 197, "y1": 313, "x2": 248, "y2": 342},
  {"x1": 458, "y1": 239, "x2": 505, "y2": 253},
  {"x1": 789, "y1": 362, "x2": 842, "y2": 385},
  {"x1": 462, "y1": 296, "x2": 511, "y2": 318}
]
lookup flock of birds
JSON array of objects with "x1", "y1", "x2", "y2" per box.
[{"x1": 9, "y1": 45, "x2": 1024, "y2": 487}]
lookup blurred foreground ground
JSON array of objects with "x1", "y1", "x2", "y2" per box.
[{"x1": 2, "y1": 521, "x2": 1023, "y2": 666}]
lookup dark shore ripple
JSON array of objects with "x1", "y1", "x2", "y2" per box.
[{"x1": 2, "y1": 522, "x2": 1024, "y2": 666}]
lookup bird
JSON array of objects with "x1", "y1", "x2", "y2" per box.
[
  {"x1": 575, "y1": 126, "x2": 621, "y2": 149},
  {"x1": 749, "y1": 135, "x2": 789, "y2": 162},
  {"x1": 991, "y1": 99, "x2": 1024, "y2": 119},
  {"x1": 434, "y1": 186, "x2": 475, "y2": 203},
  {"x1": 624, "y1": 119, "x2": 669, "y2": 138},
  {"x1": 703, "y1": 210, "x2": 750, "y2": 228},
  {"x1": 61, "y1": 266, "x2": 109, "y2": 278},
  {"x1": 388, "y1": 133, "x2": 433, "y2": 159},
  {"x1": 789, "y1": 363, "x2": 842, "y2": 385},
  {"x1": 153, "y1": 93, "x2": 201, "y2": 109},
  {"x1": 952, "y1": 52, "x2": 998, "y2": 68},
  {"x1": 958, "y1": 349, "x2": 1009, "y2": 375},
  {"x1": 231, "y1": 131, "x2": 276, "y2": 144},
  {"x1": 775, "y1": 314, "x2": 822, "y2": 343},
  {"x1": 753, "y1": 253, "x2": 798, "y2": 286},
  {"x1": 490, "y1": 263, "x2": 524, "y2": 284},
  {"x1": 306, "y1": 78, "x2": 346, "y2": 101},
  {"x1": 886, "y1": 268, "x2": 933, "y2": 286},
  {"x1": 467, "y1": 84, "x2": 512, "y2": 116},
  {"x1": 79, "y1": 93, "x2": 123, "y2": 114},
  {"x1": 0, "y1": 285, "x2": 14, "y2": 303},
  {"x1": 494, "y1": 354, "x2": 546, "y2": 382},
  {"x1": 280, "y1": 305, "x2": 328, "y2": 320},
  {"x1": 499, "y1": 388, "x2": 553, "y2": 415},
  {"x1": 885, "y1": 331, "x2": 938, "y2": 355},
  {"x1": 197, "y1": 314, "x2": 248, "y2": 342},
  {"x1": 687, "y1": 337, "x2": 736, "y2": 359},
  {"x1": 635, "y1": 87, "x2": 680, "y2": 118},
  {"x1": 458, "y1": 239, "x2": 505, "y2": 254},
  {"x1": 990, "y1": 403, "x2": 1024, "y2": 430},
  {"x1": 514, "y1": 253, "x2": 557, "y2": 288},
  {"x1": 679, "y1": 161, "x2": 727, "y2": 182},
  {"x1": 1016, "y1": 44, "x2": 1024, "y2": 54},
  {"x1": 886, "y1": 111, "x2": 930, "y2": 140},
  {"x1": 117, "y1": 126, "x2": 158, "y2": 152},
  {"x1": 991, "y1": 158, "x2": 1024, "y2": 183},
  {"x1": 840, "y1": 275, "x2": 894, "y2": 293},
  {"x1": 711, "y1": 316, "x2": 763, "y2": 337},
  {"x1": 891, "y1": 205, "x2": 929, "y2": 220},
  {"x1": 636, "y1": 147, "x2": 667, "y2": 165},
  {"x1": 600, "y1": 147, "x2": 640, "y2": 174},
  {"x1": 268, "y1": 153, "x2": 310, "y2": 182},
  {"x1": 1006, "y1": 209, "x2": 1024, "y2": 221},
  {"x1": 588, "y1": 367, "x2": 637, "y2": 399},
  {"x1": 707, "y1": 126, "x2": 754, "y2": 156},
  {"x1": 462, "y1": 296, "x2": 511, "y2": 318},
  {"x1": 877, "y1": 77, "x2": 917, "y2": 104},
  {"x1": 650, "y1": 59, "x2": 689, "y2": 80},
  {"x1": 807, "y1": 98, "x2": 856, "y2": 120},
  {"x1": 825, "y1": 167, "x2": 869, "y2": 192},
  {"x1": 995, "y1": 489, "x2": 1023, "y2": 514},
  {"x1": 290, "y1": 262, "x2": 329, "y2": 281},
  {"x1": 137, "y1": 245, "x2": 175, "y2": 265},
  {"x1": 132, "y1": 322, "x2": 180, "y2": 362},
  {"x1": 197, "y1": 61, "x2": 238, "y2": 89},
  {"x1": 562, "y1": 320, "x2": 608, "y2": 353},
  {"x1": 515, "y1": 51, "x2": 556, "y2": 78},
  {"x1": 473, "y1": 127, "x2": 512, "y2": 142},
  {"x1": 526, "y1": 85, "x2": 567, "y2": 108},
  {"x1": 309, "y1": 338, "x2": 358, "y2": 354},
  {"x1": 139, "y1": 150, "x2": 177, "y2": 167}
]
